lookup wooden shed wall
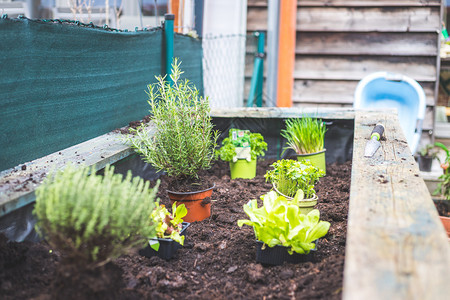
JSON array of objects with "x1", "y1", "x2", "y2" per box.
[{"x1": 246, "y1": 0, "x2": 441, "y2": 145}]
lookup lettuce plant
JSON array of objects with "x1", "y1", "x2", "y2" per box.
[
  {"x1": 264, "y1": 159, "x2": 325, "y2": 199},
  {"x1": 151, "y1": 203, "x2": 187, "y2": 250},
  {"x1": 215, "y1": 131, "x2": 267, "y2": 162},
  {"x1": 238, "y1": 191, "x2": 330, "y2": 254}
]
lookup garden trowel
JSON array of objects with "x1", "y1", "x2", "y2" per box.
[{"x1": 364, "y1": 124, "x2": 385, "y2": 157}]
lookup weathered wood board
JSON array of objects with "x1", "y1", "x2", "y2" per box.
[
  {"x1": 344, "y1": 110, "x2": 450, "y2": 300},
  {"x1": 249, "y1": 0, "x2": 441, "y2": 6},
  {"x1": 298, "y1": 0, "x2": 441, "y2": 7},
  {"x1": 0, "y1": 125, "x2": 155, "y2": 217},
  {"x1": 293, "y1": 56, "x2": 437, "y2": 84},
  {"x1": 247, "y1": 6, "x2": 440, "y2": 32},
  {"x1": 246, "y1": 0, "x2": 439, "y2": 141},
  {"x1": 295, "y1": 32, "x2": 438, "y2": 57}
]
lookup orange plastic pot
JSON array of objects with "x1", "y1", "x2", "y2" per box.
[
  {"x1": 167, "y1": 184, "x2": 215, "y2": 222},
  {"x1": 440, "y1": 216, "x2": 450, "y2": 240}
]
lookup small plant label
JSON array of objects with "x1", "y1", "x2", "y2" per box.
[{"x1": 230, "y1": 129, "x2": 252, "y2": 162}]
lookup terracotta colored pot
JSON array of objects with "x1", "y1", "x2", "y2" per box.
[
  {"x1": 440, "y1": 216, "x2": 450, "y2": 239},
  {"x1": 167, "y1": 184, "x2": 215, "y2": 222}
]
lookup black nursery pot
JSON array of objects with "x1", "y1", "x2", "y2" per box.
[
  {"x1": 139, "y1": 222, "x2": 190, "y2": 260},
  {"x1": 255, "y1": 240, "x2": 318, "y2": 266},
  {"x1": 418, "y1": 155, "x2": 433, "y2": 172}
]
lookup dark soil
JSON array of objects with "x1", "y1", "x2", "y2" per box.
[
  {"x1": 0, "y1": 159, "x2": 351, "y2": 299},
  {"x1": 114, "y1": 115, "x2": 151, "y2": 135},
  {"x1": 434, "y1": 200, "x2": 450, "y2": 217}
]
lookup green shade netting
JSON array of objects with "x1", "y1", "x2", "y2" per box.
[{"x1": 0, "y1": 17, "x2": 203, "y2": 171}]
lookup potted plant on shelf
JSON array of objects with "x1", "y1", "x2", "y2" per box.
[
  {"x1": 237, "y1": 191, "x2": 330, "y2": 266},
  {"x1": 215, "y1": 129, "x2": 267, "y2": 179},
  {"x1": 33, "y1": 164, "x2": 159, "y2": 298},
  {"x1": 281, "y1": 115, "x2": 327, "y2": 173},
  {"x1": 417, "y1": 144, "x2": 438, "y2": 172},
  {"x1": 125, "y1": 59, "x2": 219, "y2": 222},
  {"x1": 264, "y1": 159, "x2": 325, "y2": 214},
  {"x1": 139, "y1": 203, "x2": 190, "y2": 260},
  {"x1": 433, "y1": 142, "x2": 450, "y2": 238}
]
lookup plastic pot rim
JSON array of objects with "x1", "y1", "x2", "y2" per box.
[
  {"x1": 166, "y1": 183, "x2": 215, "y2": 196},
  {"x1": 295, "y1": 149, "x2": 326, "y2": 156},
  {"x1": 272, "y1": 183, "x2": 318, "y2": 202}
]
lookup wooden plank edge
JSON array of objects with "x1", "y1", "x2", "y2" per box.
[
  {"x1": 248, "y1": 1, "x2": 441, "y2": 8},
  {"x1": 343, "y1": 110, "x2": 450, "y2": 299},
  {"x1": 295, "y1": 29, "x2": 440, "y2": 34},
  {"x1": 298, "y1": 1, "x2": 441, "y2": 7},
  {"x1": 0, "y1": 125, "x2": 155, "y2": 217},
  {"x1": 294, "y1": 51, "x2": 438, "y2": 58},
  {"x1": 290, "y1": 74, "x2": 437, "y2": 82},
  {"x1": 210, "y1": 107, "x2": 356, "y2": 119}
]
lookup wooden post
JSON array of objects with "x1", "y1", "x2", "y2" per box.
[
  {"x1": 170, "y1": 0, "x2": 181, "y2": 33},
  {"x1": 276, "y1": 0, "x2": 297, "y2": 107}
]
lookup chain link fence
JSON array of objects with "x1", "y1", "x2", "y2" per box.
[{"x1": 203, "y1": 33, "x2": 265, "y2": 108}]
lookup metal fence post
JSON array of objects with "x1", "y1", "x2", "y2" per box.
[
  {"x1": 164, "y1": 14, "x2": 174, "y2": 84},
  {"x1": 247, "y1": 31, "x2": 265, "y2": 107}
]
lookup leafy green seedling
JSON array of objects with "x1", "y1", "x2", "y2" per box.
[
  {"x1": 150, "y1": 202, "x2": 188, "y2": 251},
  {"x1": 238, "y1": 191, "x2": 330, "y2": 254},
  {"x1": 265, "y1": 159, "x2": 325, "y2": 199}
]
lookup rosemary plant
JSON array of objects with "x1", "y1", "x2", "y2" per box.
[
  {"x1": 281, "y1": 116, "x2": 327, "y2": 154},
  {"x1": 125, "y1": 59, "x2": 219, "y2": 180},
  {"x1": 34, "y1": 164, "x2": 159, "y2": 264}
]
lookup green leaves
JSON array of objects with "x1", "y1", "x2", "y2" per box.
[
  {"x1": 281, "y1": 116, "x2": 327, "y2": 154},
  {"x1": 215, "y1": 130, "x2": 268, "y2": 162},
  {"x1": 265, "y1": 159, "x2": 325, "y2": 199},
  {"x1": 34, "y1": 164, "x2": 159, "y2": 265},
  {"x1": 125, "y1": 58, "x2": 219, "y2": 180},
  {"x1": 237, "y1": 191, "x2": 330, "y2": 255},
  {"x1": 150, "y1": 202, "x2": 187, "y2": 250}
]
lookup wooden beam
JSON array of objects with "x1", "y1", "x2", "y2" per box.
[
  {"x1": 170, "y1": 0, "x2": 181, "y2": 33},
  {"x1": 293, "y1": 56, "x2": 437, "y2": 83},
  {"x1": 276, "y1": 0, "x2": 297, "y2": 107},
  {"x1": 296, "y1": 7, "x2": 440, "y2": 33},
  {"x1": 298, "y1": 0, "x2": 441, "y2": 7},
  {"x1": 0, "y1": 125, "x2": 155, "y2": 217},
  {"x1": 295, "y1": 32, "x2": 438, "y2": 57},
  {"x1": 247, "y1": 0, "x2": 442, "y2": 7},
  {"x1": 211, "y1": 107, "x2": 356, "y2": 119},
  {"x1": 343, "y1": 110, "x2": 450, "y2": 299}
]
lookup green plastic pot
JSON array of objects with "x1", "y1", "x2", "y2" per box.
[
  {"x1": 272, "y1": 184, "x2": 318, "y2": 215},
  {"x1": 230, "y1": 159, "x2": 257, "y2": 179},
  {"x1": 296, "y1": 149, "x2": 326, "y2": 173}
]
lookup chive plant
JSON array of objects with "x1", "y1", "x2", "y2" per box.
[
  {"x1": 34, "y1": 164, "x2": 159, "y2": 265},
  {"x1": 281, "y1": 116, "x2": 327, "y2": 154}
]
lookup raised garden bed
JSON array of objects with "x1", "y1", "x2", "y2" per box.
[
  {"x1": 0, "y1": 107, "x2": 449, "y2": 299},
  {"x1": 0, "y1": 159, "x2": 351, "y2": 299}
]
